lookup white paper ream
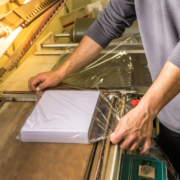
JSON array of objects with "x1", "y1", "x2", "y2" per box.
[{"x1": 20, "y1": 90, "x2": 100, "y2": 144}]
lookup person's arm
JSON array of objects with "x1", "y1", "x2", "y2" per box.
[
  {"x1": 110, "y1": 60, "x2": 180, "y2": 154},
  {"x1": 29, "y1": 0, "x2": 136, "y2": 91},
  {"x1": 86, "y1": 0, "x2": 136, "y2": 48},
  {"x1": 28, "y1": 36, "x2": 103, "y2": 91}
]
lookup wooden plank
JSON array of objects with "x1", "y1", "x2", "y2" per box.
[{"x1": 0, "y1": 102, "x2": 94, "y2": 180}]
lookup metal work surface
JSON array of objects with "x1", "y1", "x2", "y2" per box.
[
  {"x1": 0, "y1": 102, "x2": 95, "y2": 180},
  {"x1": 119, "y1": 154, "x2": 167, "y2": 180}
]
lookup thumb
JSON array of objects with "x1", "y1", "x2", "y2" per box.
[
  {"x1": 110, "y1": 131, "x2": 123, "y2": 145},
  {"x1": 36, "y1": 81, "x2": 49, "y2": 91}
]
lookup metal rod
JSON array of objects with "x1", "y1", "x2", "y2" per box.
[
  {"x1": 42, "y1": 43, "x2": 79, "y2": 47},
  {"x1": 54, "y1": 34, "x2": 71, "y2": 37},
  {"x1": 42, "y1": 42, "x2": 143, "y2": 48},
  {"x1": 101, "y1": 50, "x2": 144, "y2": 53},
  {"x1": 1, "y1": 94, "x2": 36, "y2": 102},
  {"x1": 36, "y1": 49, "x2": 145, "y2": 54}
]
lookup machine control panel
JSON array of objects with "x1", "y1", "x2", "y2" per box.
[
  {"x1": 138, "y1": 160, "x2": 155, "y2": 179},
  {"x1": 119, "y1": 154, "x2": 167, "y2": 180},
  {"x1": 138, "y1": 165, "x2": 155, "y2": 179}
]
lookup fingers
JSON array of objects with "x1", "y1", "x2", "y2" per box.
[
  {"x1": 28, "y1": 75, "x2": 43, "y2": 91},
  {"x1": 110, "y1": 119, "x2": 126, "y2": 144},
  {"x1": 28, "y1": 72, "x2": 57, "y2": 91},
  {"x1": 140, "y1": 138, "x2": 151, "y2": 154},
  {"x1": 129, "y1": 140, "x2": 141, "y2": 151},
  {"x1": 110, "y1": 130, "x2": 124, "y2": 145},
  {"x1": 37, "y1": 81, "x2": 49, "y2": 91},
  {"x1": 111, "y1": 131, "x2": 151, "y2": 152},
  {"x1": 119, "y1": 135, "x2": 137, "y2": 150}
]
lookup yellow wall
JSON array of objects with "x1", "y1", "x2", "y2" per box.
[
  {"x1": 0, "y1": 0, "x2": 91, "y2": 85},
  {"x1": 0, "y1": 3, "x2": 67, "y2": 84},
  {"x1": 0, "y1": 2, "x2": 18, "y2": 68},
  {"x1": 72, "y1": 0, "x2": 92, "y2": 10}
]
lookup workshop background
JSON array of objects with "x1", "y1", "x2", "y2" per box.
[{"x1": 0, "y1": 0, "x2": 178, "y2": 180}]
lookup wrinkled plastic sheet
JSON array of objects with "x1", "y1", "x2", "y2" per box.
[
  {"x1": 51, "y1": 34, "x2": 151, "y2": 89},
  {"x1": 19, "y1": 34, "x2": 141, "y2": 144},
  {"x1": 18, "y1": 34, "x2": 178, "y2": 179},
  {"x1": 20, "y1": 88, "x2": 179, "y2": 179},
  {"x1": 20, "y1": 89, "x2": 126, "y2": 144}
]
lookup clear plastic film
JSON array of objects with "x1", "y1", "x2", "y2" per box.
[
  {"x1": 20, "y1": 89, "x2": 179, "y2": 179},
  {"x1": 18, "y1": 34, "x2": 178, "y2": 178},
  {"x1": 19, "y1": 34, "x2": 142, "y2": 144},
  {"x1": 51, "y1": 34, "x2": 152, "y2": 89},
  {"x1": 19, "y1": 89, "x2": 127, "y2": 144}
]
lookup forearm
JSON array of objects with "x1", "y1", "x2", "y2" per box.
[
  {"x1": 55, "y1": 35, "x2": 103, "y2": 80},
  {"x1": 138, "y1": 61, "x2": 180, "y2": 117},
  {"x1": 111, "y1": 61, "x2": 180, "y2": 153},
  {"x1": 28, "y1": 36, "x2": 103, "y2": 91}
]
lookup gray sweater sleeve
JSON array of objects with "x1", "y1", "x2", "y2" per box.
[
  {"x1": 86, "y1": 0, "x2": 136, "y2": 48},
  {"x1": 168, "y1": 42, "x2": 180, "y2": 68}
]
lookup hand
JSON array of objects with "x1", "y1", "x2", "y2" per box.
[
  {"x1": 28, "y1": 71, "x2": 62, "y2": 91},
  {"x1": 110, "y1": 106, "x2": 155, "y2": 154}
]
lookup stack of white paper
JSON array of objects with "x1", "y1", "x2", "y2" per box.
[{"x1": 21, "y1": 90, "x2": 100, "y2": 144}]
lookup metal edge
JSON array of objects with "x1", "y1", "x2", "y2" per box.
[
  {"x1": 0, "y1": 99, "x2": 6, "y2": 107},
  {"x1": 104, "y1": 94, "x2": 126, "y2": 180},
  {"x1": 1, "y1": 93, "x2": 36, "y2": 102},
  {"x1": 84, "y1": 143, "x2": 98, "y2": 180},
  {"x1": 89, "y1": 92, "x2": 126, "y2": 180},
  {"x1": 89, "y1": 140, "x2": 103, "y2": 180}
]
